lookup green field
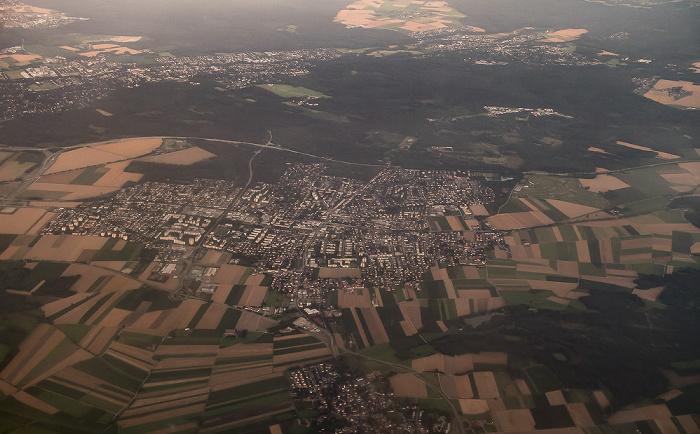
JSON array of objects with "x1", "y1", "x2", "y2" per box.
[
  {"x1": 518, "y1": 176, "x2": 610, "y2": 209},
  {"x1": 256, "y1": 84, "x2": 329, "y2": 99},
  {"x1": 70, "y1": 166, "x2": 108, "y2": 185},
  {"x1": 500, "y1": 290, "x2": 568, "y2": 311}
]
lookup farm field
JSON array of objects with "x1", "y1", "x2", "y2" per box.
[
  {"x1": 0, "y1": 276, "x2": 318, "y2": 433},
  {"x1": 256, "y1": 84, "x2": 330, "y2": 99},
  {"x1": 643, "y1": 79, "x2": 700, "y2": 109},
  {"x1": 45, "y1": 138, "x2": 162, "y2": 175},
  {"x1": 209, "y1": 265, "x2": 272, "y2": 307},
  {"x1": 135, "y1": 146, "x2": 216, "y2": 165},
  {"x1": 7, "y1": 138, "x2": 224, "y2": 204},
  {"x1": 0, "y1": 151, "x2": 43, "y2": 182},
  {"x1": 541, "y1": 28, "x2": 588, "y2": 43},
  {"x1": 334, "y1": 0, "x2": 470, "y2": 33},
  {"x1": 0, "y1": 207, "x2": 55, "y2": 235}
]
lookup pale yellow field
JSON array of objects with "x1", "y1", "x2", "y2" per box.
[
  {"x1": 608, "y1": 404, "x2": 671, "y2": 424},
  {"x1": 335, "y1": 0, "x2": 464, "y2": 33},
  {"x1": 360, "y1": 307, "x2": 390, "y2": 345},
  {"x1": 210, "y1": 283, "x2": 234, "y2": 305},
  {"x1": 576, "y1": 240, "x2": 591, "y2": 263},
  {"x1": 338, "y1": 288, "x2": 372, "y2": 308},
  {"x1": 155, "y1": 357, "x2": 216, "y2": 371},
  {"x1": 13, "y1": 5, "x2": 55, "y2": 13},
  {"x1": 23, "y1": 235, "x2": 107, "y2": 262},
  {"x1": 546, "y1": 390, "x2": 567, "y2": 406},
  {"x1": 209, "y1": 366, "x2": 274, "y2": 387},
  {"x1": 136, "y1": 146, "x2": 215, "y2": 165},
  {"x1": 517, "y1": 263, "x2": 556, "y2": 274},
  {"x1": 617, "y1": 141, "x2": 680, "y2": 159},
  {"x1": 0, "y1": 159, "x2": 36, "y2": 182},
  {"x1": 245, "y1": 273, "x2": 265, "y2": 286},
  {"x1": 473, "y1": 352, "x2": 507, "y2": 365},
  {"x1": 53, "y1": 295, "x2": 105, "y2": 325},
  {"x1": 677, "y1": 415, "x2": 700, "y2": 433},
  {"x1": 469, "y1": 204, "x2": 490, "y2": 216},
  {"x1": 118, "y1": 402, "x2": 207, "y2": 428},
  {"x1": 63, "y1": 264, "x2": 113, "y2": 292},
  {"x1": 108, "y1": 342, "x2": 157, "y2": 366},
  {"x1": 212, "y1": 264, "x2": 248, "y2": 284},
  {"x1": 621, "y1": 236, "x2": 653, "y2": 250},
  {"x1": 45, "y1": 147, "x2": 126, "y2": 174},
  {"x1": 95, "y1": 308, "x2": 132, "y2": 329},
  {"x1": 238, "y1": 286, "x2": 267, "y2": 307},
  {"x1": 85, "y1": 326, "x2": 119, "y2": 355},
  {"x1": 0, "y1": 324, "x2": 53, "y2": 383},
  {"x1": 92, "y1": 138, "x2": 162, "y2": 158},
  {"x1": 350, "y1": 308, "x2": 370, "y2": 347},
  {"x1": 399, "y1": 300, "x2": 422, "y2": 329},
  {"x1": 91, "y1": 260, "x2": 126, "y2": 272},
  {"x1": 543, "y1": 28, "x2": 588, "y2": 43},
  {"x1": 40, "y1": 293, "x2": 91, "y2": 318},
  {"x1": 235, "y1": 310, "x2": 271, "y2": 332},
  {"x1": 492, "y1": 409, "x2": 536, "y2": 432},
  {"x1": 679, "y1": 161, "x2": 700, "y2": 177},
  {"x1": 39, "y1": 169, "x2": 82, "y2": 184},
  {"x1": 156, "y1": 344, "x2": 220, "y2": 358},
  {"x1": 83, "y1": 292, "x2": 123, "y2": 325},
  {"x1": 3, "y1": 53, "x2": 41, "y2": 62},
  {"x1": 23, "y1": 182, "x2": 120, "y2": 200},
  {"x1": 453, "y1": 298, "x2": 472, "y2": 316},
  {"x1": 127, "y1": 309, "x2": 171, "y2": 330},
  {"x1": 200, "y1": 249, "x2": 230, "y2": 265},
  {"x1": 438, "y1": 374, "x2": 473, "y2": 399},
  {"x1": 51, "y1": 372, "x2": 129, "y2": 406},
  {"x1": 472, "y1": 371, "x2": 499, "y2": 399},
  {"x1": 412, "y1": 353, "x2": 474, "y2": 375},
  {"x1": 547, "y1": 199, "x2": 601, "y2": 219},
  {"x1": 121, "y1": 392, "x2": 208, "y2": 420},
  {"x1": 3, "y1": 327, "x2": 68, "y2": 386},
  {"x1": 487, "y1": 211, "x2": 554, "y2": 230},
  {"x1": 567, "y1": 402, "x2": 596, "y2": 427},
  {"x1": 399, "y1": 320, "x2": 418, "y2": 336},
  {"x1": 0, "y1": 207, "x2": 52, "y2": 235},
  {"x1": 579, "y1": 174, "x2": 630, "y2": 192},
  {"x1": 593, "y1": 390, "x2": 610, "y2": 409},
  {"x1": 94, "y1": 161, "x2": 143, "y2": 187},
  {"x1": 217, "y1": 344, "x2": 272, "y2": 361},
  {"x1": 80, "y1": 45, "x2": 144, "y2": 57},
  {"x1": 0, "y1": 379, "x2": 18, "y2": 396},
  {"x1": 25, "y1": 348, "x2": 93, "y2": 390},
  {"x1": 129, "y1": 387, "x2": 209, "y2": 410},
  {"x1": 660, "y1": 170, "x2": 700, "y2": 186},
  {"x1": 459, "y1": 399, "x2": 489, "y2": 414},
  {"x1": 515, "y1": 378, "x2": 531, "y2": 395},
  {"x1": 100, "y1": 275, "x2": 141, "y2": 294},
  {"x1": 401, "y1": 20, "x2": 446, "y2": 32},
  {"x1": 643, "y1": 80, "x2": 700, "y2": 109},
  {"x1": 195, "y1": 304, "x2": 228, "y2": 329},
  {"x1": 389, "y1": 373, "x2": 428, "y2": 397}
]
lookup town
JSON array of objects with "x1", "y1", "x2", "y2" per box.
[{"x1": 43, "y1": 164, "x2": 505, "y2": 311}]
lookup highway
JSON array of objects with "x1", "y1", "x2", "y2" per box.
[{"x1": 0, "y1": 149, "x2": 62, "y2": 205}]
